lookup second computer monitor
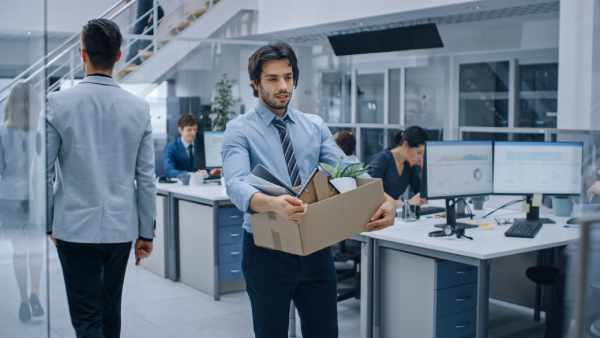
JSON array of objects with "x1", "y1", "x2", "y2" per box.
[
  {"x1": 203, "y1": 131, "x2": 225, "y2": 168},
  {"x1": 423, "y1": 141, "x2": 494, "y2": 199},
  {"x1": 493, "y1": 141, "x2": 583, "y2": 195}
]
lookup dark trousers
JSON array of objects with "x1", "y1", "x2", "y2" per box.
[
  {"x1": 56, "y1": 240, "x2": 132, "y2": 338},
  {"x1": 242, "y1": 232, "x2": 338, "y2": 338}
]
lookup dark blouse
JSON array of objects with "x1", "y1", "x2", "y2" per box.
[{"x1": 368, "y1": 149, "x2": 421, "y2": 200}]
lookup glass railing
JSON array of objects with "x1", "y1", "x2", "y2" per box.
[{"x1": 0, "y1": 0, "x2": 137, "y2": 102}]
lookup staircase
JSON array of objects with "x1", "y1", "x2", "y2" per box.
[
  {"x1": 0, "y1": 0, "x2": 258, "y2": 103},
  {"x1": 117, "y1": 0, "x2": 258, "y2": 84}
]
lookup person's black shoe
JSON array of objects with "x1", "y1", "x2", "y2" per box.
[
  {"x1": 30, "y1": 294, "x2": 44, "y2": 317},
  {"x1": 19, "y1": 301, "x2": 31, "y2": 322}
]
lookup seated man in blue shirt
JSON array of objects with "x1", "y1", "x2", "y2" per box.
[
  {"x1": 163, "y1": 114, "x2": 220, "y2": 178},
  {"x1": 222, "y1": 42, "x2": 395, "y2": 338}
]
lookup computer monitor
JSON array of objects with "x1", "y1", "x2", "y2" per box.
[
  {"x1": 493, "y1": 141, "x2": 583, "y2": 224},
  {"x1": 203, "y1": 131, "x2": 225, "y2": 168},
  {"x1": 422, "y1": 141, "x2": 494, "y2": 199},
  {"x1": 422, "y1": 141, "x2": 494, "y2": 229}
]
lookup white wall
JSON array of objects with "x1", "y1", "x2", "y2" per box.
[{"x1": 257, "y1": 0, "x2": 472, "y2": 34}]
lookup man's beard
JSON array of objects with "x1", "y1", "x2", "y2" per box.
[{"x1": 261, "y1": 89, "x2": 293, "y2": 112}]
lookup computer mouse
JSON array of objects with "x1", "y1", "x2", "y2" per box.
[{"x1": 566, "y1": 217, "x2": 579, "y2": 225}]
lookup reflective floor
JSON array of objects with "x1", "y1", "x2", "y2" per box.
[{"x1": 0, "y1": 238, "x2": 551, "y2": 338}]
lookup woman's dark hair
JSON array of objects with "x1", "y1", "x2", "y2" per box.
[
  {"x1": 248, "y1": 42, "x2": 299, "y2": 97},
  {"x1": 81, "y1": 18, "x2": 122, "y2": 70},
  {"x1": 334, "y1": 130, "x2": 356, "y2": 156},
  {"x1": 393, "y1": 126, "x2": 429, "y2": 148}
]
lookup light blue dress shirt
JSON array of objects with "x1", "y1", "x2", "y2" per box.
[{"x1": 222, "y1": 103, "x2": 355, "y2": 233}]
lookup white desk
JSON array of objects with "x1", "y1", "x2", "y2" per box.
[{"x1": 360, "y1": 211, "x2": 579, "y2": 338}]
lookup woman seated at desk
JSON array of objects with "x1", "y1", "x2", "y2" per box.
[{"x1": 368, "y1": 126, "x2": 428, "y2": 206}]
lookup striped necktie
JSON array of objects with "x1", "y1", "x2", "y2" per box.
[{"x1": 272, "y1": 118, "x2": 301, "y2": 187}]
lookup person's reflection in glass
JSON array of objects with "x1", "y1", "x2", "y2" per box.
[{"x1": 0, "y1": 81, "x2": 44, "y2": 323}]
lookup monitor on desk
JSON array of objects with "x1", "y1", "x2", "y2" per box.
[
  {"x1": 422, "y1": 141, "x2": 494, "y2": 199},
  {"x1": 493, "y1": 141, "x2": 583, "y2": 225},
  {"x1": 422, "y1": 141, "x2": 494, "y2": 229},
  {"x1": 203, "y1": 131, "x2": 225, "y2": 169},
  {"x1": 493, "y1": 142, "x2": 583, "y2": 195}
]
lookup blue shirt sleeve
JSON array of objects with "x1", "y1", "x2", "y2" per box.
[
  {"x1": 222, "y1": 121, "x2": 260, "y2": 213},
  {"x1": 163, "y1": 142, "x2": 184, "y2": 178}
]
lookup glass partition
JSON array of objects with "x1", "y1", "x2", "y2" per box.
[{"x1": 0, "y1": 1, "x2": 49, "y2": 338}]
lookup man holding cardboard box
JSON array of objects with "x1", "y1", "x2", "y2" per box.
[{"x1": 222, "y1": 42, "x2": 395, "y2": 338}]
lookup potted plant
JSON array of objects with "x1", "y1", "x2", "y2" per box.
[
  {"x1": 320, "y1": 158, "x2": 369, "y2": 193},
  {"x1": 210, "y1": 73, "x2": 237, "y2": 131}
]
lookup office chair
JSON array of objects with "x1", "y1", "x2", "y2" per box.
[
  {"x1": 334, "y1": 239, "x2": 361, "y2": 302},
  {"x1": 526, "y1": 265, "x2": 565, "y2": 338},
  {"x1": 590, "y1": 283, "x2": 600, "y2": 337}
]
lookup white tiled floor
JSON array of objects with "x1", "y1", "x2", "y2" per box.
[{"x1": 0, "y1": 239, "x2": 547, "y2": 338}]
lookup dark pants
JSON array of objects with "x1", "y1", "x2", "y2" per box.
[
  {"x1": 242, "y1": 231, "x2": 338, "y2": 338},
  {"x1": 56, "y1": 240, "x2": 132, "y2": 338}
]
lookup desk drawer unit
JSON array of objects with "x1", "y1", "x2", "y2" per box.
[
  {"x1": 218, "y1": 207, "x2": 244, "y2": 226},
  {"x1": 216, "y1": 206, "x2": 244, "y2": 283},
  {"x1": 380, "y1": 249, "x2": 477, "y2": 338},
  {"x1": 436, "y1": 311, "x2": 476, "y2": 338}
]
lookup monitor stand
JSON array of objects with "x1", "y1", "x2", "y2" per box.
[
  {"x1": 514, "y1": 195, "x2": 556, "y2": 225},
  {"x1": 434, "y1": 198, "x2": 478, "y2": 230}
]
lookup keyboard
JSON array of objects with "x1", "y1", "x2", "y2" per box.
[
  {"x1": 505, "y1": 221, "x2": 543, "y2": 238},
  {"x1": 417, "y1": 206, "x2": 446, "y2": 217}
]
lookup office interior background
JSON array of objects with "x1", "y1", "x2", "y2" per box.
[{"x1": 0, "y1": 0, "x2": 599, "y2": 337}]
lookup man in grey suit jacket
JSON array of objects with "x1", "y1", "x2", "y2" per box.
[{"x1": 46, "y1": 18, "x2": 156, "y2": 338}]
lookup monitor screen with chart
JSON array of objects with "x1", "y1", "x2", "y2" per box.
[
  {"x1": 493, "y1": 141, "x2": 583, "y2": 195},
  {"x1": 422, "y1": 141, "x2": 494, "y2": 199},
  {"x1": 203, "y1": 131, "x2": 225, "y2": 168}
]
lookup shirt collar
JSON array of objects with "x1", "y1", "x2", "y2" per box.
[
  {"x1": 180, "y1": 137, "x2": 193, "y2": 149},
  {"x1": 80, "y1": 75, "x2": 120, "y2": 88},
  {"x1": 255, "y1": 101, "x2": 296, "y2": 126}
]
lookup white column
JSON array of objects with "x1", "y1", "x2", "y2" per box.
[{"x1": 557, "y1": 0, "x2": 600, "y2": 130}]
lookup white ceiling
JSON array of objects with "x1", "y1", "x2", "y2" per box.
[{"x1": 247, "y1": 0, "x2": 559, "y2": 43}]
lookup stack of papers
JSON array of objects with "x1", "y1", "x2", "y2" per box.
[{"x1": 246, "y1": 164, "x2": 317, "y2": 197}]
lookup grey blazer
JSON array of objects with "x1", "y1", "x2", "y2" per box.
[{"x1": 46, "y1": 75, "x2": 156, "y2": 243}]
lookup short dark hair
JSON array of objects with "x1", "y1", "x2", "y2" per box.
[
  {"x1": 334, "y1": 130, "x2": 356, "y2": 156},
  {"x1": 393, "y1": 126, "x2": 429, "y2": 148},
  {"x1": 248, "y1": 42, "x2": 299, "y2": 97},
  {"x1": 177, "y1": 114, "x2": 198, "y2": 129},
  {"x1": 81, "y1": 18, "x2": 122, "y2": 70}
]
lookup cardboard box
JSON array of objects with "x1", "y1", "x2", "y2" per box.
[{"x1": 251, "y1": 171, "x2": 385, "y2": 256}]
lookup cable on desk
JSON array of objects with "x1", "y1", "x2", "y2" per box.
[{"x1": 482, "y1": 199, "x2": 526, "y2": 219}]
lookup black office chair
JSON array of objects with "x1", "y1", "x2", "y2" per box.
[
  {"x1": 590, "y1": 283, "x2": 600, "y2": 337},
  {"x1": 526, "y1": 265, "x2": 565, "y2": 338},
  {"x1": 333, "y1": 239, "x2": 361, "y2": 302}
]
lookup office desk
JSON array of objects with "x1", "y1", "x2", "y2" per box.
[
  {"x1": 361, "y1": 215, "x2": 579, "y2": 338},
  {"x1": 155, "y1": 182, "x2": 245, "y2": 300}
]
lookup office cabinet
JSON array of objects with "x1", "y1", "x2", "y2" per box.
[
  {"x1": 380, "y1": 249, "x2": 477, "y2": 338},
  {"x1": 178, "y1": 200, "x2": 245, "y2": 300}
]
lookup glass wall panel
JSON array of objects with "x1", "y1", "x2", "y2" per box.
[
  {"x1": 356, "y1": 73, "x2": 384, "y2": 124},
  {"x1": 517, "y1": 63, "x2": 558, "y2": 128},
  {"x1": 405, "y1": 57, "x2": 448, "y2": 128},
  {"x1": 361, "y1": 128, "x2": 384, "y2": 164},
  {"x1": 319, "y1": 72, "x2": 351, "y2": 123},
  {"x1": 388, "y1": 69, "x2": 401, "y2": 125},
  {"x1": 459, "y1": 61, "x2": 509, "y2": 127},
  {"x1": 0, "y1": 1, "x2": 49, "y2": 338}
]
